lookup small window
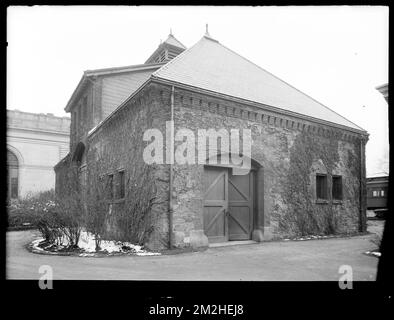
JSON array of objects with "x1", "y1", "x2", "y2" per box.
[
  {"x1": 332, "y1": 176, "x2": 343, "y2": 200},
  {"x1": 107, "y1": 174, "x2": 114, "y2": 199},
  {"x1": 372, "y1": 190, "x2": 379, "y2": 197},
  {"x1": 380, "y1": 190, "x2": 385, "y2": 197},
  {"x1": 316, "y1": 174, "x2": 328, "y2": 200},
  {"x1": 118, "y1": 170, "x2": 125, "y2": 199}
]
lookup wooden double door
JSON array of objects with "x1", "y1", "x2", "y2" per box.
[{"x1": 203, "y1": 166, "x2": 254, "y2": 243}]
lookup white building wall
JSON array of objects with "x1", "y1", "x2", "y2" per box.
[{"x1": 7, "y1": 110, "x2": 70, "y2": 198}]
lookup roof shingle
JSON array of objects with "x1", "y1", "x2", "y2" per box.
[{"x1": 153, "y1": 36, "x2": 364, "y2": 131}]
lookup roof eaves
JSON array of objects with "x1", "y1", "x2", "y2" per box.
[
  {"x1": 151, "y1": 76, "x2": 368, "y2": 136},
  {"x1": 215, "y1": 40, "x2": 366, "y2": 132},
  {"x1": 64, "y1": 74, "x2": 89, "y2": 113},
  {"x1": 367, "y1": 176, "x2": 389, "y2": 180},
  {"x1": 84, "y1": 62, "x2": 165, "y2": 77}
]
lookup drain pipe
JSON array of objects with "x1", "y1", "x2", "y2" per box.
[
  {"x1": 168, "y1": 86, "x2": 175, "y2": 249},
  {"x1": 359, "y1": 135, "x2": 367, "y2": 232}
]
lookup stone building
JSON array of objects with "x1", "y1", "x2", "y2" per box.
[
  {"x1": 55, "y1": 32, "x2": 369, "y2": 250},
  {"x1": 7, "y1": 109, "x2": 70, "y2": 200}
]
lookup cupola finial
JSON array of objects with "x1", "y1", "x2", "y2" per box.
[
  {"x1": 205, "y1": 24, "x2": 210, "y2": 37},
  {"x1": 170, "y1": 28, "x2": 173, "y2": 36}
]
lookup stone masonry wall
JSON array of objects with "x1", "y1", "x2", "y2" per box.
[
  {"x1": 169, "y1": 85, "x2": 366, "y2": 247},
  {"x1": 63, "y1": 79, "x2": 366, "y2": 250},
  {"x1": 86, "y1": 82, "x2": 171, "y2": 250}
]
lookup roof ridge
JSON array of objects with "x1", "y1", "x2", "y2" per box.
[{"x1": 215, "y1": 39, "x2": 365, "y2": 132}]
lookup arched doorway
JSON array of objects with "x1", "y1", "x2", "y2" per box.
[
  {"x1": 72, "y1": 142, "x2": 85, "y2": 163},
  {"x1": 202, "y1": 153, "x2": 263, "y2": 243},
  {"x1": 7, "y1": 150, "x2": 19, "y2": 201},
  {"x1": 72, "y1": 142, "x2": 87, "y2": 207}
]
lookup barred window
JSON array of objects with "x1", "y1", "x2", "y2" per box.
[
  {"x1": 332, "y1": 176, "x2": 343, "y2": 200},
  {"x1": 316, "y1": 174, "x2": 328, "y2": 200}
]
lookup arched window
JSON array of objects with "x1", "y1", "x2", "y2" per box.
[
  {"x1": 72, "y1": 142, "x2": 87, "y2": 197},
  {"x1": 7, "y1": 150, "x2": 19, "y2": 200}
]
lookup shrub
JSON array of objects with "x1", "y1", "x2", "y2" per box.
[
  {"x1": 7, "y1": 190, "x2": 57, "y2": 229},
  {"x1": 119, "y1": 165, "x2": 157, "y2": 245},
  {"x1": 85, "y1": 159, "x2": 110, "y2": 251},
  {"x1": 7, "y1": 163, "x2": 85, "y2": 249},
  {"x1": 54, "y1": 163, "x2": 84, "y2": 247},
  {"x1": 85, "y1": 157, "x2": 158, "y2": 250}
]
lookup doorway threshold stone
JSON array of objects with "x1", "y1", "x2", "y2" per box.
[{"x1": 209, "y1": 240, "x2": 257, "y2": 248}]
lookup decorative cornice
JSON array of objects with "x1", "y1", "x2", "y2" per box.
[
  {"x1": 86, "y1": 78, "x2": 369, "y2": 145},
  {"x1": 7, "y1": 126, "x2": 70, "y2": 137},
  {"x1": 21, "y1": 164, "x2": 56, "y2": 170},
  {"x1": 151, "y1": 77, "x2": 368, "y2": 137},
  {"x1": 173, "y1": 86, "x2": 367, "y2": 144},
  {"x1": 7, "y1": 135, "x2": 70, "y2": 146}
]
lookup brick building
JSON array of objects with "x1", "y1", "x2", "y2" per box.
[
  {"x1": 7, "y1": 109, "x2": 70, "y2": 200},
  {"x1": 55, "y1": 32, "x2": 369, "y2": 250}
]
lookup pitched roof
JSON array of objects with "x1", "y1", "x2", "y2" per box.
[
  {"x1": 145, "y1": 34, "x2": 186, "y2": 64},
  {"x1": 152, "y1": 35, "x2": 365, "y2": 132},
  {"x1": 164, "y1": 34, "x2": 187, "y2": 49}
]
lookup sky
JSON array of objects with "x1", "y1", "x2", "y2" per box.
[{"x1": 7, "y1": 6, "x2": 389, "y2": 176}]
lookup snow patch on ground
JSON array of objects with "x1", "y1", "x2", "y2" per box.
[
  {"x1": 283, "y1": 235, "x2": 334, "y2": 241},
  {"x1": 31, "y1": 239, "x2": 44, "y2": 251},
  {"x1": 31, "y1": 230, "x2": 160, "y2": 256},
  {"x1": 365, "y1": 251, "x2": 381, "y2": 257}
]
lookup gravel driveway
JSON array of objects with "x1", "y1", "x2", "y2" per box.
[{"x1": 6, "y1": 221, "x2": 382, "y2": 281}]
